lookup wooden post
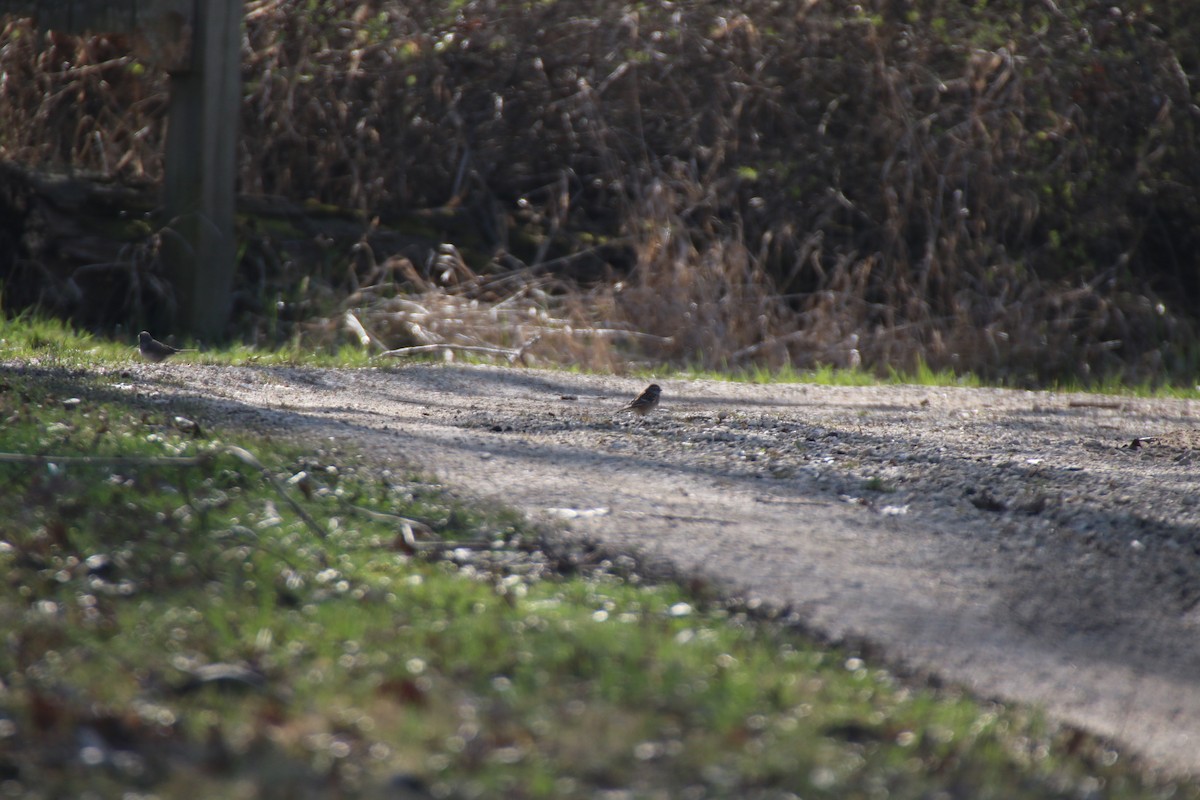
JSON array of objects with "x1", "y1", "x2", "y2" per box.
[{"x1": 160, "y1": 0, "x2": 241, "y2": 339}]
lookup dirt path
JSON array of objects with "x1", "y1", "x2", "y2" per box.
[{"x1": 128, "y1": 362, "x2": 1200, "y2": 775}]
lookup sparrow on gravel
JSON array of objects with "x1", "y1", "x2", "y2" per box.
[
  {"x1": 619, "y1": 383, "x2": 662, "y2": 417},
  {"x1": 138, "y1": 331, "x2": 193, "y2": 363}
]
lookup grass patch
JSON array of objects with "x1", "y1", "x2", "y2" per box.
[
  {"x1": 861, "y1": 476, "x2": 895, "y2": 493},
  {"x1": 671, "y1": 360, "x2": 983, "y2": 389},
  {"x1": 0, "y1": 365, "x2": 1194, "y2": 797},
  {"x1": 0, "y1": 312, "x2": 384, "y2": 369}
]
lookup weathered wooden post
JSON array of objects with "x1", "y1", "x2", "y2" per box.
[
  {"x1": 159, "y1": 0, "x2": 241, "y2": 340},
  {"x1": 0, "y1": 0, "x2": 242, "y2": 340}
]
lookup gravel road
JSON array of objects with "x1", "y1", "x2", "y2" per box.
[{"x1": 129, "y1": 362, "x2": 1200, "y2": 776}]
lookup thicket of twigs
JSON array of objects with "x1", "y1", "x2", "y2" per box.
[{"x1": 2, "y1": 0, "x2": 1198, "y2": 383}]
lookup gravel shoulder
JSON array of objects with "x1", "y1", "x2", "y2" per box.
[{"x1": 128, "y1": 362, "x2": 1200, "y2": 775}]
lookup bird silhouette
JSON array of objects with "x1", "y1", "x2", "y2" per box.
[
  {"x1": 619, "y1": 383, "x2": 661, "y2": 416},
  {"x1": 138, "y1": 331, "x2": 193, "y2": 363}
]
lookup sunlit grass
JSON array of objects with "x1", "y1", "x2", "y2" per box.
[
  {"x1": 0, "y1": 312, "x2": 385, "y2": 368},
  {"x1": 196, "y1": 339, "x2": 378, "y2": 367},
  {"x1": 0, "y1": 311, "x2": 129, "y2": 364},
  {"x1": 665, "y1": 358, "x2": 986, "y2": 389}
]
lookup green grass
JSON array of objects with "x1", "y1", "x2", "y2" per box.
[
  {"x1": 0, "y1": 311, "x2": 380, "y2": 368},
  {"x1": 0, "y1": 325, "x2": 1196, "y2": 797},
  {"x1": 657, "y1": 356, "x2": 1200, "y2": 397},
  {"x1": 642, "y1": 359, "x2": 978, "y2": 389}
]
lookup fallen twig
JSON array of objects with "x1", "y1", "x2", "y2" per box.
[
  {"x1": 221, "y1": 445, "x2": 328, "y2": 540},
  {"x1": 343, "y1": 502, "x2": 539, "y2": 554},
  {"x1": 376, "y1": 343, "x2": 520, "y2": 359}
]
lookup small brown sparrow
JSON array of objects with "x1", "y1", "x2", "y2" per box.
[
  {"x1": 138, "y1": 331, "x2": 193, "y2": 362},
  {"x1": 619, "y1": 383, "x2": 661, "y2": 416}
]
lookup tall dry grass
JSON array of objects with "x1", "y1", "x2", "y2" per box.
[{"x1": 2, "y1": 1, "x2": 1198, "y2": 383}]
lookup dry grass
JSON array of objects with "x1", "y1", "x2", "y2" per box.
[
  {"x1": 325, "y1": 252, "x2": 669, "y2": 373},
  {"x1": 2, "y1": 1, "x2": 1198, "y2": 384}
]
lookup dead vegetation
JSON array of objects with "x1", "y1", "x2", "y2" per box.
[{"x1": 2, "y1": 1, "x2": 1198, "y2": 383}]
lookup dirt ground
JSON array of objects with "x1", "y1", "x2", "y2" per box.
[{"x1": 122, "y1": 361, "x2": 1200, "y2": 776}]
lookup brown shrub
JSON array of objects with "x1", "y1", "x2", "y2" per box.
[{"x1": 2, "y1": 1, "x2": 1198, "y2": 383}]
